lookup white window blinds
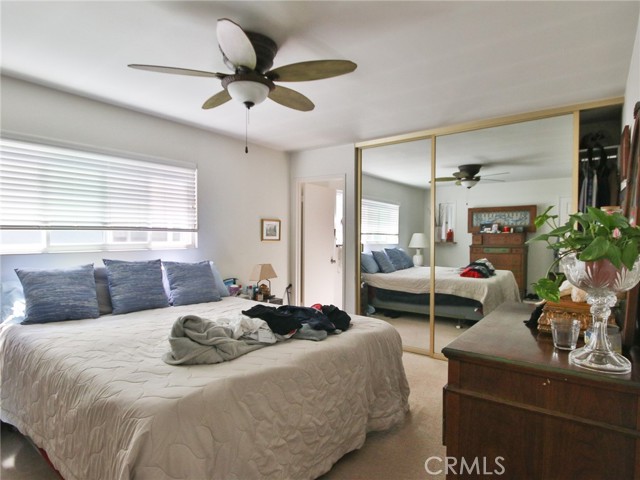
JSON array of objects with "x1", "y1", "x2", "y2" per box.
[
  {"x1": 0, "y1": 138, "x2": 197, "y2": 231},
  {"x1": 361, "y1": 198, "x2": 399, "y2": 243}
]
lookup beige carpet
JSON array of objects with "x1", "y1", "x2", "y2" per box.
[
  {"x1": 1, "y1": 352, "x2": 448, "y2": 480},
  {"x1": 372, "y1": 311, "x2": 471, "y2": 354}
]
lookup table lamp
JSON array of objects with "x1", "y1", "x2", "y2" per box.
[
  {"x1": 250, "y1": 263, "x2": 277, "y2": 299},
  {"x1": 408, "y1": 233, "x2": 428, "y2": 266}
]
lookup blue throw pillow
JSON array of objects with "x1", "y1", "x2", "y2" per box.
[
  {"x1": 164, "y1": 261, "x2": 222, "y2": 306},
  {"x1": 103, "y1": 259, "x2": 169, "y2": 314},
  {"x1": 372, "y1": 250, "x2": 396, "y2": 273},
  {"x1": 210, "y1": 261, "x2": 230, "y2": 297},
  {"x1": 385, "y1": 248, "x2": 414, "y2": 270},
  {"x1": 16, "y1": 264, "x2": 100, "y2": 324},
  {"x1": 397, "y1": 248, "x2": 415, "y2": 269},
  {"x1": 361, "y1": 253, "x2": 380, "y2": 274}
]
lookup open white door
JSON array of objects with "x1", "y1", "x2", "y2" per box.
[{"x1": 302, "y1": 182, "x2": 342, "y2": 307}]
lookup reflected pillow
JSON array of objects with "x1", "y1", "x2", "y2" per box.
[
  {"x1": 15, "y1": 264, "x2": 100, "y2": 324},
  {"x1": 164, "y1": 261, "x2": 221, "y2": 306},
  {"x1": 372, "y1": 250, "x2": 396, "y2": 273},
  {"x1": 385, "y1": 248, "x2": 414, "y2": 270},
  {"x1": 103, "y1": 259, "x2": 169, "y2": 314},
  {"x1": 361, "y1": 253, "x2": 380, "y2": 274}
]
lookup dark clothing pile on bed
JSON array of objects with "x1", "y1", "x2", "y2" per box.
[
  {"x1": 460, "y1": 258, "x2": 496, "y2": 278},
  {"x1": 242, "y1": 304, "x2": 351, "y2": 335}
]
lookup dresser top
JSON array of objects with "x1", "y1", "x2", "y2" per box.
[{"x1": 442, "y1": 302, "x2": 640, "y2": 386}]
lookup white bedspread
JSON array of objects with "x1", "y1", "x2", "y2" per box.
[
  {"x1": 362, "y1": 266, "x2": 521, "y2": 314},
  {"x1": 0, "y1": 297, "x2": 409, "y2": 480}
]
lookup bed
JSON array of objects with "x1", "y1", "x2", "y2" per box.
[
  {"x1": 0, "y1": 296, "x2": 409, "y2": 480},
  {"x1": 362, "y1": 265, "x2": 521, "y2": 321}
]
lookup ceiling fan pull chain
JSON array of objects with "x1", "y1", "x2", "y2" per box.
[{"x1": 245, "y1": 108, "x2": 249, "y2": 154}]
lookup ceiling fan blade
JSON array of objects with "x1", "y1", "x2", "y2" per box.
[
  {"x1": 267, "y1": 60, "x2": 357, "y2": 82},
  {"x1": 268, "y1": 85, "x2": 314, "y2": 111},
  {"x1": 433, "y1": 177, "x2": 458, "y2": 182},
  {"x1": 217, "y1": 18, "x2": 256, "y2": 70},
  {"x1": 202, "y1": 90, "x2": 232, "y2": 109},
  {"x1": 128, "y1": 64, "x2": 225, "y2": 78},
  {"x1": 481, "y1": 171, "x2": 510, "y2": 177}
]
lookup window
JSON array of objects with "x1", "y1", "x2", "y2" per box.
[
  {"x1": 0, "y1": 137, "x2": 197, "y2": 254},
  {"x1": 361, "y1": 198, "x2": 399, "y2": 244}
]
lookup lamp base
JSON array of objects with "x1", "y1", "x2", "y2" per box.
[{"x1": 413, "y1": 254, "x2": 424, "y2": 267}]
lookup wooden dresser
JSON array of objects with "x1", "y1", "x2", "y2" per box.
[
  {"x1": 442, "y1": 302, "x2": 640, "y2": 480},
  {"x1": 470, "y1": 233, "x2": 527, "y2": 297}
]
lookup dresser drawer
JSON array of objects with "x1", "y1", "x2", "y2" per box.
[
  {"x1": 470, "y1": 250, "x2": 521, "y2": 267},
  {"x1": 472, "y1": 233, "x2": 526, "y2": 246},
  {"x1": 455, "y1": 360, "x2": 638, "y2": 429},
  {"x1": 471, "y1": 246, "x2": 525, "y2": 255}
]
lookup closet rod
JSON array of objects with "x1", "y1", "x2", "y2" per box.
[{"x1": 579, "y1": 154, "x2": 618, "y2": 162}]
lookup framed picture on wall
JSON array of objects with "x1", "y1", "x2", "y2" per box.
[{"x1": 261, "y1": 219, "x2": 281, "y2": 241}]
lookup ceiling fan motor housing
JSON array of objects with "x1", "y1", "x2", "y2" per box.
[{"x1": 456, "y1": 164, "x2": 482, "y2": 178}]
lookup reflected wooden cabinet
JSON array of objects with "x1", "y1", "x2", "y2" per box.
[
  {"x1": 470, "y1": 233, "x2": 527, "y2": 297},
  {"x1": 443, "y1": 303, "x2": 640, "y2": 479}
]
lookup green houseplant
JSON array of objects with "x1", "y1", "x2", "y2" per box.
[{"x1": 528, "y1": 206, "x2": 640, "y2": 302}]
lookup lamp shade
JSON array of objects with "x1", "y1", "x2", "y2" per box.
[
  {"x1": 250, "y1": 263, "x2": 277, "y2": 282},
  {"x1": 409, "y1": 233, "x2": 428, "y2": 249}
]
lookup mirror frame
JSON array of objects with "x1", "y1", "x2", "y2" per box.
[{"x1": 355, "y1": 96, "x2": 624, "y2": 358}]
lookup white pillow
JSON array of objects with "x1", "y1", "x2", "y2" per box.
[{"x1": 1, "y1": 280, "x2": 25, "y2": 324}]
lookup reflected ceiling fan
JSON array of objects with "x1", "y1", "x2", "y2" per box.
[
  {"x1": 434, "y1": 164, "x2": 508, "y2": 189},
  {"x1": 128, "y1": 18, "x2": 357, "y2": 113}
]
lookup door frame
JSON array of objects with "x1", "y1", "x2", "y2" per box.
[{"x1": 294, "y1": 175, "x2": 346, "y2": 308}]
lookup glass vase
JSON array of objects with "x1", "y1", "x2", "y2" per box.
[{"x1": 560, "y1": 253, "x2": 640, "y2": 374}]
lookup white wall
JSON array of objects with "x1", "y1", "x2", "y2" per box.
[
  {"x1": 0, "y1": 76, "x2": 290, "y2": 295},
  {"x1": 289, "y1": 144, "x2": 356, "y2": 312},
  {"x1": 433, "y1": 177, "x2": 572, "y2": 296},
  {"x1": 623, "y1": 11, "x2": 640, "y2": 126},
  {"x1": 362, "y1": 174, "x2": 428, "y2": 251}
]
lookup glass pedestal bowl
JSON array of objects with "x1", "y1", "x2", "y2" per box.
[{"x1": 560, "y1": 253, "x2": 640, "y2": 374}]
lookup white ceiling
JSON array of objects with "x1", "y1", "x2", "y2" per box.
[
  {"x1": 362, "y1": 113, "x2": 576, "y2": 189},
  {"x1": 1, "y1": 1, "x2": 638, "y2": 155}
]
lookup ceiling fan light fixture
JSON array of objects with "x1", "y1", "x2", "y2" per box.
[
  {"x1": 460, "y1": 178, "x2": 479, "y2": 189},
  {"x1": 226, "y1": 80, "x2": 270, "y2": 108}
]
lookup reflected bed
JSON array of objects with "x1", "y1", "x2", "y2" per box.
[{"x1": 362, "y1": 265, "x2": 521, "y2": 321}]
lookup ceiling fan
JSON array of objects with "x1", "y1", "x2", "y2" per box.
[
  {"x1": 128, "y1": 18, "x2": 357, "y2": 113},
  {"x1": 433, "y1": 164, "x2": 508, "y2": 189}
]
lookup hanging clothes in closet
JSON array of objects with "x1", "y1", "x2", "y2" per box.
[{"x1": 578, "y1": 131, "x2": 619, "y2": 212}]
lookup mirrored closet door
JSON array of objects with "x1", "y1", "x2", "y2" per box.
[
  {"x1": 432, "y1": 114, "x2": 575, "y2": 355},
  {"x1": 359, "y1": 138, "x2": 433, "y2": 353}
]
